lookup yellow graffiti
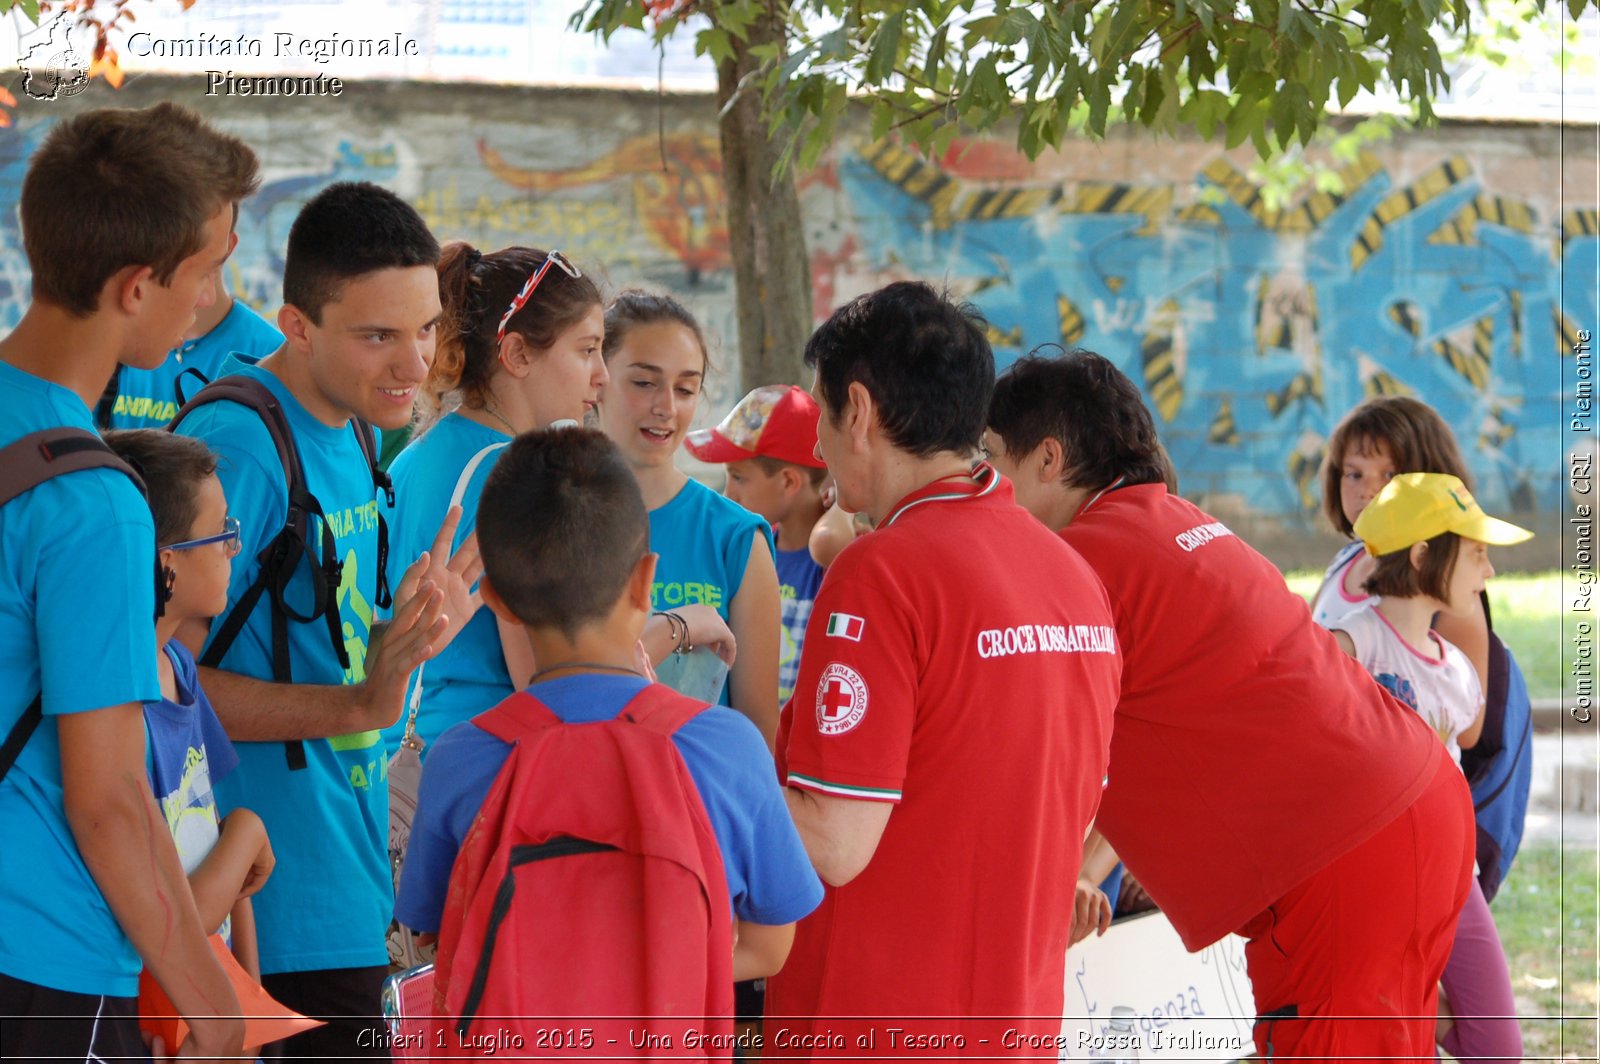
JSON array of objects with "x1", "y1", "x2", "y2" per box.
[
  {"x1": 477, "y1": 134, "x2": 728, "y2": 275},
  {"x1": 1208, "y1": 399, "x2": 1239, "y2": 446},
  {"x1": 1351, "y1": 156, "x2": 1473, "y2": 271}
]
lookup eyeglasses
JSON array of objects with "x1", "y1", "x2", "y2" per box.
[
  {"x1": 495, "y1": 249, "x2": 582, "y2": 345},
  {"x1": 164, "y1": 515, "x2": 242, "y2": 555}
]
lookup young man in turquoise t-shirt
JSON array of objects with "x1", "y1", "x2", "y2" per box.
[
  {"x1": 174, "y1": 181, "x2": 480, "y2": 1057},
  {"x1": 98, "y1": 278, "x2": 284, "y2": 430},
  {"x1": 0, "y1": 102, "x2": 257, "y2": 1063}
]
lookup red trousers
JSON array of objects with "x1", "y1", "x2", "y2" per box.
[{"x1": 1239, "y1": 744, "x2": 1475, "y2": 1062}]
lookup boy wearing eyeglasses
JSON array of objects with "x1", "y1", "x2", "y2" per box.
[{"x1": 102, "y1": 430, "x2": 276, "y2": 991}]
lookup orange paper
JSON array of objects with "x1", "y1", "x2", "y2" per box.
[{"x1": 138, "y1": 934, "x2": 324, "y2": 1051}]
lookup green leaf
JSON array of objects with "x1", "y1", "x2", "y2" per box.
[
  {"x1": 863, "y1": 13, "x2": 905, "y2": 84},
  {"x1": 699, "y1": 27, "x2": 736, "y2": 66},
  {"x1": 924, "y1": 23, "x2": 950, "y2": 84}
]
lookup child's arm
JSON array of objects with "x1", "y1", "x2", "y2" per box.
[
  {"x1": 187, "y1": 808, "x2": 274, "y2": 935},
  {"x1": 1330, "y1": 628, "x2": 1358, "y2": 657},
  {"x1": 59, "y1": 706, "x2": 244, "y2": 1058},
  {"x1": 809, "y1": 503, "x2": 868, "y2": 569},
  {"x1": 728, "y1": 532, "x2": 781, "y2": 749},
  {"x1": 732, "y1": 920, "x2": 795, "y2": 981},
  {"x1": 229, "y1": 896, "x2": 260, "y2": 981}
]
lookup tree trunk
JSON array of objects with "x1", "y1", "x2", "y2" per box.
[{"x1": 715, "y1": 10, "x2": 812, "y2": 394}]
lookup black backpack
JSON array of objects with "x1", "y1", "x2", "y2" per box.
[
  {"x1": 0, "y1": 429, "x2": 150, "y2": 782},
  {"x1": 169, "y1": 376, "x2": 394, "y2": 770}
]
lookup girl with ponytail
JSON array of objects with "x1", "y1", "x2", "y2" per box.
[{"x1": 383, "y1": 245, "x2": 733, "y2": 755}]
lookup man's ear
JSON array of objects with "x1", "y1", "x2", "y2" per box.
[
  {"x1": 278, "y1": 304, "x2": 315, "y2": 354},
  {"x1": 111, "y1": 264, "x2": 156, "y2": 316},
  {"x1": 1037, "y1": 437, "x2": 1066, "y2": 483},
  {"x1": 845, "y1": 380, "x2": 874, "y2": 452},
  {"x1": 480, "y1": 576, "x2": 519, "y2": 625},
  {"x1": 629, "y1": 552, "x2": 659, "y2": 613}
]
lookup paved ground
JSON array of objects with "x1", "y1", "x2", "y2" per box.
[{"x1": 1524, "y1": 729, "x2": 1599, "y2": 848}]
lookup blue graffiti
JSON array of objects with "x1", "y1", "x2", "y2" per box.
[{"x1": 841, "y1": 149, "x2": 1594, "y2": 521}]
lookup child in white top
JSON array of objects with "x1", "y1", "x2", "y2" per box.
[
  {"x1": 1330, "y1": 471, "x2": 1531, "y2": 1064},
  {"x1": 1312, "y1": 397, "x2": 1491, "y2": 682}
]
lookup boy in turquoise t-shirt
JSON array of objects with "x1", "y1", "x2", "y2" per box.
[
  {"x1": 0, "y1": 103, "x2": 256, "y2": 1062},
  {"x1": 686, "y1": 384, "x2": 830, "y2": 704},
  {"x1": 173, "y1": 181, "x2": 482, "y2": 1058}
]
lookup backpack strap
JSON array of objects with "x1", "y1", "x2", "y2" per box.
[
  {"x1": 171, "y1": 377, "x2": 349, "y2": 772},
  {"x1": 354, "y1": 419, "x2": 395, "y2": 612},
  {"x1": 93, "y1": 368, "x2": 121, "y2": 430},
  {"x1": 474, "y1": 690, "x2": 565, "y2": 743},
  {"x1": 399, "y1": 441, "x2": 509, "y2": 752},
  {"x1": 615, "y1": 683, "x2": 713, "y2": 737},
  {"x1": 473, "y1": 682, "x2": 707, "y2": 747},
  {"x1": 0, "y1": 429, "x2": 147, "y2": 784}
]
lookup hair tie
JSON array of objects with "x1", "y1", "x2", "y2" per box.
[{"x1": 465, "y1": 247, "x2": 483, "y2": 271}]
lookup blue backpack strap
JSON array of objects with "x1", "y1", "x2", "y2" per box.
[{"x1": 0, "y1": 429, "x2": 148, "y2": 783}]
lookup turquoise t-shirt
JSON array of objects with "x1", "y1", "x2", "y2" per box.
[
  {"x1": 0, "y1": 361, "x2": 160, "y2": 996},
  {"x1": 382, "y1": 412, "x2": 511, "y2": 755},
  {"x1": 102, "y1": 300, "x2": 283, "y2": 429},
  {"x1": 647, "y1": 478, "x2": 773, "y2": 704},
  {"x1": 173, "y1": 356, "x2": 391, "y2": 975}
]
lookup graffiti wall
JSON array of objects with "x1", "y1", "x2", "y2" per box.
[{"x1": 1, "y1": 79, "x2": 1590, "y2": 548}]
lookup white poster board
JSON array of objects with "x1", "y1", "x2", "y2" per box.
[{"x1": 1057, "y1": 911, "x2": 1256, "y2": 1062}]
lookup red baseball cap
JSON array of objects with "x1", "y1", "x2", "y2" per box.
[{"x1": 685, "y1": 384, "x2": 826, "y2": 469}]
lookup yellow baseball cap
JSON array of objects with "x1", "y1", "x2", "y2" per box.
[{"x1": 1354, "y1": 472, "x2": 1533, "y2": 556}]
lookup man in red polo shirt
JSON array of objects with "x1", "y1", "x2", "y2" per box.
[
  {"x1": 767, "y1": 282, "x2": 1121, "y2": 1057},
  {"x1": 984, "y1": 349, "x2": 1475, "y2": 1063}
]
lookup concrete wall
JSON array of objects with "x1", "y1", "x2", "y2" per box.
[{"x1": 3, "y1": 77, "x2": 1591, "y2": 567}]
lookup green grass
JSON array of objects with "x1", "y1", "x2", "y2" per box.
[
  {"x1": 1285, "y1": 570, "x2": 1569, "y2": 702},
  {"x1": 1489, "y1": 843, "x2": 1599, "y2": 1060}
]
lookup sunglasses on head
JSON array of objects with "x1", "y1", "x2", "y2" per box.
[{"x1": 495, "y1": 250, "x2": 582, "y2": 345}]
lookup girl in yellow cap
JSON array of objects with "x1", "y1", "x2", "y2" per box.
[{"x1": 1330, "y1": 470, "x2": 1532, "y2": 1064}]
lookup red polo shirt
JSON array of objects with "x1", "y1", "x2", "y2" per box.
[
  {"x1": 769, "y1": 466, "x2": 1120, "y2": 1055},
  {"x1": 1061, "y1": 482, "x2": 1440, "y2": 949}
]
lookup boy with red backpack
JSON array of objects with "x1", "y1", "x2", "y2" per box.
[{"x1": 395, "y1": 427, "x2": 821, "y2": 1054}]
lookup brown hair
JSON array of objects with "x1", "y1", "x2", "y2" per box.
[
  {"x1": 423, "y1": 243, "x2": 603, "y2": 423},
  {"x1": 1321, "y1": 397, "x2": 1471, "y2": 536},
  {"x1": 752, "y1": 454, "x2": 828, "y2": 487},
  {"x1": 22, "y1": 102, "x2": 259, "y2": 317},
  {"x1": 1363, "y1": 530, "x2": 1460, "y2": 601},
  {"x1": 101, "y1": 429, "x2": 219, "y2": 546},
  {"x1": 601, "y1": 289, "x2": 712, "y2": 373}
]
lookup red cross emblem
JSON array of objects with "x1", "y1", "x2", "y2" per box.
[{"x1": 815, "y1": 662, "x2": 868, "y2": 735}]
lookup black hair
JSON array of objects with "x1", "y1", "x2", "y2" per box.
[
  {"x1": 101, "y1": 429, "x2": 219, "y2": 546},
  {"x1": 283, "y1": 182, "x2": 440, "y2": 323},
  {"x1": 476, "y1": 428, "x2": 649, "y2": 640},
  {"x1": 804, "y1": 281, "x2": 992, "y2": 457},
  {"x1": 989, "y1": 347, "x2": 1176, "y2": 490}
]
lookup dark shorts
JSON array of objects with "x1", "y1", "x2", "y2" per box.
[
  {"x1": 0, "y1": 970, "x2": 145, "y2": 1062},
  {"x1": 261, "y1": 964, "x2": 390, "y2": 1060}
]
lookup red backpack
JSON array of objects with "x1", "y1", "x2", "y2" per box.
[{"x1": 433, "y1": 684, "x2": 734, "y2": 1058}]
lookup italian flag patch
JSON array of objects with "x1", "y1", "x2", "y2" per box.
[{"x1": 825, "y1": 612, "x2": 865, "y2": 641}]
